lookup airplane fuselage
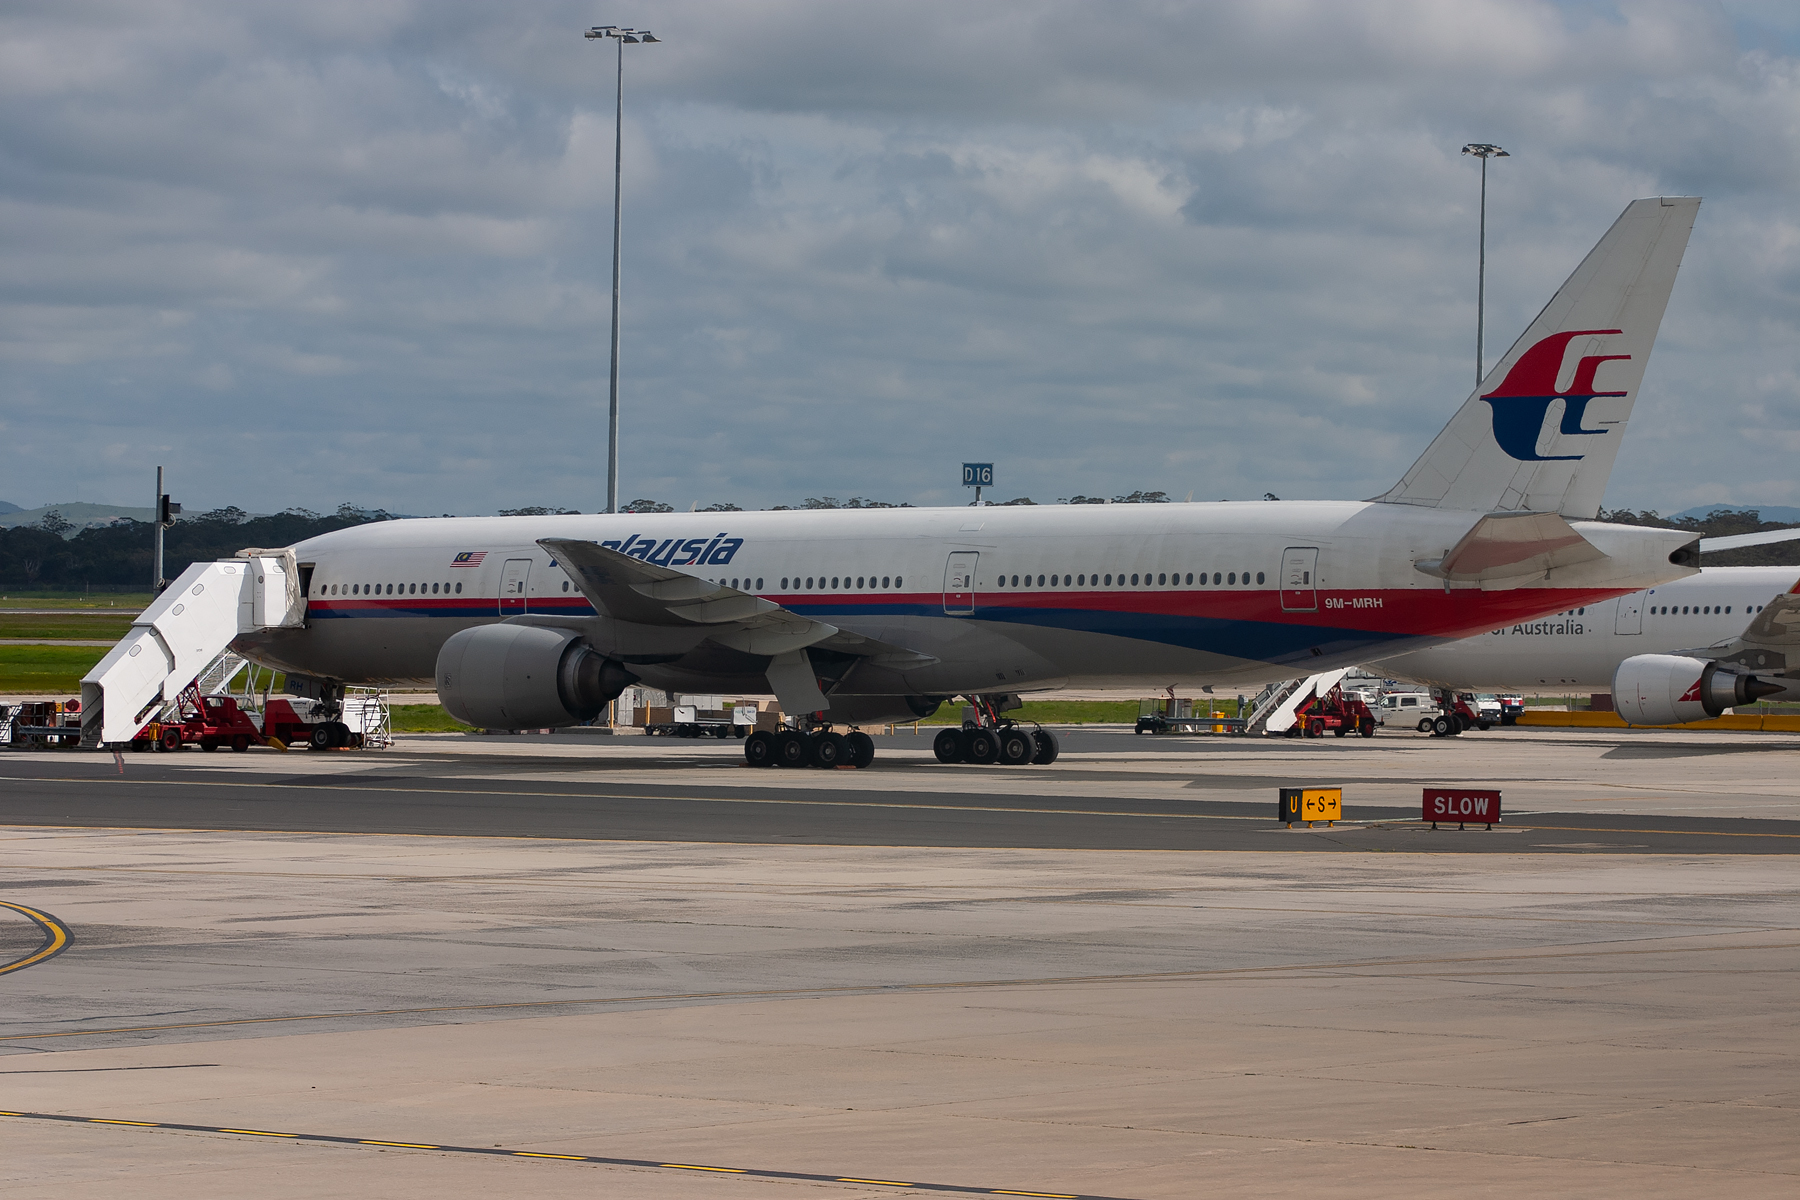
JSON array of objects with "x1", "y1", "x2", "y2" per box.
[
  {"x1": 236, "y1": 502, "x2": 1695, "y2": 703},
  {"x1": 1372, "y1": 565, "x2": 1800, "y2": 692}
]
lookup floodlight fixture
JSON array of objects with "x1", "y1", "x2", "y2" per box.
[
  {"x1": 1461, "y1": 143, "x2": 1509, "y2": 387},
  {"x1": 583, "y1": 24, "x2": 661, "y2": 514}
]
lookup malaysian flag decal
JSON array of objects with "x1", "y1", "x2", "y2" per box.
[{"x1": 451, "y1": 551, "x2": 487, "y2": 568}]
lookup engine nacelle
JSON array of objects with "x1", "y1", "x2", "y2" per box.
[
  {"x1": 1612, "y1": 655, "x2": 1782, "y2": 726},
  {"x1": 437, "y1": 623, "x2": 637, "y2": 730}
]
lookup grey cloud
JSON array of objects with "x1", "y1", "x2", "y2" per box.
[{"x1": 1, "y1": 0, "x2": 1798, "y2": 517}]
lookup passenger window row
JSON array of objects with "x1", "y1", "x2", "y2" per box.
[
  {"x1": 996, "y1": 570, "x2": 1266, "y2": 588},
  {"x1": 1653, "y1": 604, "x2": 1743, "y2": 615},
  {"x1": 319, "y1": 582, "x2": 464, "y2": 596},
  {"x1": 778, "y1": 576, "x2": 902, "y2": 591}
]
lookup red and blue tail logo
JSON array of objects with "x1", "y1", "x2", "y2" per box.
[{"x1": 1481, "y1": 330, "x2": 1629, "y2": 462}]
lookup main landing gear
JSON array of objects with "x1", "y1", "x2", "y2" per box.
[
  {"x1": 743, "y1": 724, "x2": 876, "y2": 770},
  {"x1": 932, "y1": 696, "x2": 1060, "y2": 766}
]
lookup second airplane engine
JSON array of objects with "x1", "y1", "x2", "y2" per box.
[
  {"x1": 437, "y1": 623, "x2": 637, "y2": 730},
  {"x1": 1612, "y1": 654, "x2": 1783, "y2": 726}
]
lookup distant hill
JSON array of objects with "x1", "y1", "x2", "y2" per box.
[
  {"x1": 0, "y1": 501, "x2": 20, "y2": 514},
  {"x1": 1674, "y1": 504, "x2": 1800, "y2": 524},
  {"x1": 0, "y1": 502, "x2": 155, "y2": 534}
]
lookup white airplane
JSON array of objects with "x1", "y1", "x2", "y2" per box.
[
  {"x1": 221, "y1": 197, "x2": 1704, "y2": 768},
  {"x1": 1375, "y1": 552, "x2": 1800, "y2": 726}
]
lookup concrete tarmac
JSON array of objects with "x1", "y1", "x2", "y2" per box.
[{"x1": 2, "y1": 725, "x2": 1798, "y2": 1196}]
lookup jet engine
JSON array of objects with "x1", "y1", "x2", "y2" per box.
[
  {"x1": 1612, "y1": 654, "x2": 1783, "y2": 726},
  {"x1": 437, "y1": 623, "x2": 637, "y2": 730}
]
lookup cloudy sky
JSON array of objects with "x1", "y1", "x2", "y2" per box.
[{"x1": 3, "y1": 1, "x2": 1798, "y2": 517}]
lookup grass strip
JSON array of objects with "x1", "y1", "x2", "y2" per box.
[
  {"x1": 0, "y1": 645, "x2": 108, "y2": 695},
  {"x1": 0, "y1": 614, "x2": 136, "y2": 640}
]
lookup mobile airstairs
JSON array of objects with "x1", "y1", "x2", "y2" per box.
[
  {"x1": 78, "y1": 550, "x2": 317, "y2": 749},
  {"x1": 1244, "y1": 669, "x2": 1350, "y2": 736}
]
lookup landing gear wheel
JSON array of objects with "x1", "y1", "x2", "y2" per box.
[
  {"x1": 996, "y1": 727, "x2": 1035, "y2": 765},
  {"x1": 844, "y1": 731, "x2": 875, "y2": 769},
  {"x1": 775, "y1": 730, "x2": 809, "y2": 768},
  {"x1": 964, "y1": 729, "x2": 1001, "y2": 765},
  {"x1": 933, "y1": 728, "x2": 965, "y2": 763},
  {"x1": 1431, "y1": 716, "x2": 1452, "y2": 737},
  {"x1": 310, "y1": 724, "x2": 333, "y2": 750},
  {"x1": 810, "y1": 732, "x2": 846, "y2": 768},
  {"x1": 744, "y1": 730, "x2": 777, "y2": 767},
  {"x1": 1030, "y1": 727, "x2": 1060, "y2": 765},
  {"x1": 231, "y1": 734, "x2": 251, "y2": 752},
  {"x1": 160, "y1": 727, "x2": 182, "y2": 752}
]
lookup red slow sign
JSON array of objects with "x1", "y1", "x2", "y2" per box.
[{"x1": 1423, "y1": 787, "x2": 1502, "y2": 827}]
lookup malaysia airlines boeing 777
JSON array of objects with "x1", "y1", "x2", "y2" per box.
[{"x1": 143, "y1": 197, "x2": 1707, "y2": 766}]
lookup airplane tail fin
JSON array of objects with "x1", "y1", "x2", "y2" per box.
[{"x1": 1377, "y1": 197, "x2": 1699, "y2": 518}]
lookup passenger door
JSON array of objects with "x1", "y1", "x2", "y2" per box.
[
  {"x1": 943, "y1": 552, "x2": 979, "y2": 615},
  {"x1": 1615, "y1": 592, "x2": 1644, "y2": 634},
  {"x1": 499, "y1": 558, "x2": 531, "y2": 616},
  {"x1": 1280, "y1": 547, "x2": 1319, "y2": 612}
]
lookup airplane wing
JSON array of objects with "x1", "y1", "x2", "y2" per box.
[
  {"x1": 1676, "y1": 591, "x2": 1800, "y2": 672},
  {"x1": 1699, "y1": 527, "x2": 1800, "y2": 553},
  {"x1": 538, "y1": 538, "x2": 935, "y2": 714}
]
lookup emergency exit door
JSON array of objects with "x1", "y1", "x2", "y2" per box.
[
  {"x1": 499, "y1": 558, "x2": 531, "y2": 615},
  {"x1": 1280, "y1": 547, "x2": 1318, "y2": 612},
  {"x1": 943, "y1": 552, "x2": 979, "y2": 615},
  {"x1": 1615, "y1": 591, "x2": 1644, "y2": 634}
]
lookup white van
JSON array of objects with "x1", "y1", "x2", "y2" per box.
[{"x1": 1379, "y1": 690, "x2": 1442, "y2": 732}]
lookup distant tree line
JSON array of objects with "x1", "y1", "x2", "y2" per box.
[
  {"x1": 1598, "y1": 508, "x2": 1800, "y2": 566},
  {"x1": 0, "y1": 505, "x2": 387, "y2": 589}
]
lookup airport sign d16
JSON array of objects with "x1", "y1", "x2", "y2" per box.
[{"x1": 962, "y1": 463, "x2": 993, "y2": 488}]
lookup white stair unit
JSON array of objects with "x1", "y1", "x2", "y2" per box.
[
  {"x1": 1250, "y1": 669, "x2": 1350, "y2": 735},
  {"x1": 80, "y1": 550, "x2": 305, "y2": 747}
]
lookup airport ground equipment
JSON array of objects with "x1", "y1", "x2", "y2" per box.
[
  {"x1": 1425, "y1": 687, "x2": 1493, "y2": 736},
  {"x1": 641, "y1": 702, "x2": 754, "y2": 739},
  {"x1": 1250, "y1": 670, "x2": 1352, "y2": 736},
  {"x1": 1278, "y1": 786, "x2": 1342, "y2": 828},
  {"x1": 1378, "y1": 688, "x2": 1442, "y2": 730},
  {"x1": 1134, "y1": 695, "x2": 1246, "y2": 735},
  {"x1": 1424, "y1": 787, "x2": 1502, "y2": 830},
  {"x1": 79, "y1": 552, "x2": 306, "y2": 748},
  {"x1": 1284, "y1": 682, "x2": 1378, "y2": 738},
  {"x1": 129, "y1": 683, "x2": 266, "y2": 752},
  {"x1": 4, "y1": 701, "x2": 84, "y2": 748}
]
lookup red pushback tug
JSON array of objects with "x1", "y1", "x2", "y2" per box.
[
  {"x1": 132, "y1": 683, "x2": 268, "y2": 752},
  {"x1": 1287, "y1": 682, "x2": 1377, "y2": 739}
]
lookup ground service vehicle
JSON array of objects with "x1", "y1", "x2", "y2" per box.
[{"x1": 1284, "y1": 682, "x2": 1377, "y2": 738}]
